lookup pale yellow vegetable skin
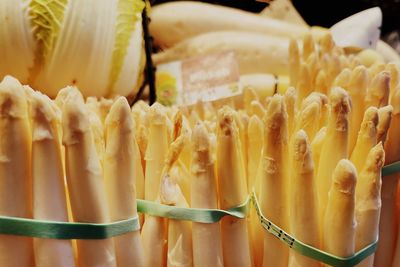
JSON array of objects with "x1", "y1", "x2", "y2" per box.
[
  {"x1": 0, "y1": 76, "x2": 34, "y2": 267},
  {"x1": 288, "y1": 130, "x2": 320, "y2": 267},
  {"x1": 216, "y1": 106, "x2": 252, "y2": 267},
  {"x1": 259, "y1": 95, "x2": 289, "y2": 267},
  {"x1": 31, "y1": 92, "x2": 75, "y2": 267},
  {"x1": 376, "y1": 105, "x2": 393, "y2": 145},
  {"x1": 355, "y1": 143, "x2": 385, "y2": 267},
  {"x1": 191, "y1": 123, "x2": 224, "y2": 267},
  {"x1": 104, "y1": 97, "x2": 145, "y2": 267},
  {"x1": 62, "y1": 92, "x2": 116, "y2": 267}
]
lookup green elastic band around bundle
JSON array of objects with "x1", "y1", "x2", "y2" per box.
[
  {"x1": 0, "y1": 215, "x2": 139, "y2": 239},
  {"x1": 382, "y1": 161, "x2": 400, "y2": 177},
  {"x1": 251, "y1": 192, "x2": 377, "y2": 267},
  {"x1": 136, "y1": 197, "x2": 250, "y2": 223}
]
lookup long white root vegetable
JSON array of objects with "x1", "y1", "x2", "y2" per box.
[
  {"x1": 288, "y1": 130, "x2": 320, "y2": 267},
  {"x1": 0, "y1": 76, "x2": 34, "y2": 267},
  {"x1": 62, "y1": 92, "x2": 116, "y2": 267},
  {"x1": 104, "y1": 97, "x2": 145, "y2": 267},
  {"x1": 153, "y1": 31, "x2": 290, "y2": 76},
  {"x1": 216, "y1": 106, "x2": 252, "y2": 267},
  {"x1": 150, "y1": 1, "x2": 308, "y2": 48},
  {"x1": 376, "y1": 105, "x2": 393, "y2": 144},
  {"x1": 323, "y1": 159, "x2": 357, "y2": 259},
  {"x1": 355, "y1": 143, "x2": 385, "y2": 267},
  {"x1": 191, "y1": 123, "x2": 224, "y2": 267},
  {"x1": 259, "y1": 95, "x2": 289, "y2": 267},
  {"x1": 31, "y1": 91, "x2": 75, "y2": 267}
]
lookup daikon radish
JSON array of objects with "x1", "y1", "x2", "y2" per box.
[
  {"x1": 311, "y1": 127, "x2": 327, "y2": 178},
  {"x1": 259, "y1": 95, "x2": 289, "y2": 267},
  {"x1": 144, "y1": 103, "x2": 169, "y2": 201},
  {"x1": 153, "y1": 31, "x2": 290, "y2": 76},
  {"x1": 323, "y1": 159, "x2": 357, "y2": 259},
  {"x1": 317, "y1": 87, "x2": 351, "y2": 232},
  {"x1": 191, "y1": 123, "x2": 224, "y2": 267},
  {"x1": 288, "y1": 130, "x2": 320, "y2": 267},
  {"x1": 350, "y1": 107, "x2": 379, "y2": 172},
  {"x1": 0, "y1": 76, "x2": 34, "y2": 267},
  {"x1": 159, "y1": 175, "x2": 193, "y2": 267},
  {"x1": 62, "y1": 91, "x2": 116, "y2": 267},
  {"x1": 375, "y1": 89, "x2": 400, "y2": 267},
  {"x1": 376, "y1": 105, "x2": 393, "y2": 145},
  {"x1": 247, "y1": 115, "x2": 264, "y2": 267},
  {"x1": 365, "y1": 71, "x2": 390, "y2": 108},
  {"x1": 150, "y1": 1, "x2": 308, "y2": 48},
  {"x1": 284, "y1": 87, "x2": 297, "y2": 137},
  {"x1": 348, "y1": 66, "x2": 368, "y2": 153},
  {"x1": 355, "y1": 143, "x2": 385, "y2": 267},
  {"x1": 31, "y1": 92, "x2": 75, "y2": 267},
  {"x1": 216, "y1": 106, "x2": 252, "y2": 267},
  {"x1": 104, "y1": 97, "x2": 145, "y2": 267},
  {"x1": 259, "y1": 0, "x2": 308, "y2": 26},
  {"x1": 289, "y1": 39, "x2": 300, "y2": 87}
]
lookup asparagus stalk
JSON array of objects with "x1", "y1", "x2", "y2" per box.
[
  {"x1": 247, "y1": 115, "x2": 264, "y2": 267},
  {"x1": 294, "y1": 101, "x2": 320, "y2": 141},
  {"x1": 216, "y1": 106, "x2": 252, "y2": 267},
  {"x1": 191, "y1": 123, "x2": 224, "y2": 267},
  {"x1": 319, "y1": 33, "x2": 335, "y2": 55},
  {"x1": 31, "y1": 92, "x2": 76, "y2": 267},
  {"x1": 250, "y1": 100, "x2": 266, "y2": 119},
  {"x1": 160, "y1": 175, "x2": 193, "y2": 267},
  {"x1": 284, "y1": 87, "x2": 297, "y2": 138},
  {"x1": 311, "y1": 127, "x2": 327, "y2": 178},
  {"x1": 375, "y1": 88, "x2": 400, "y2": 267},
  {"x1": 289, "y1": 39, "x2": 300, "y2": 87},
  {"x1": 302, "y1": 33, "x2": 315, "y2": 60},
  {"x1": 317, "y1": 87, "x2": 351, "y2": 232},
  {"x1": 350, "y1": 107, "x2": 379, "y2": 173},
  {"x1": 333, "y1": 68, "x2": 352, "y2": 89},
  {"x1": 386, "y1": 63, "x2": 399, "y2": 101},
  {"x1": 315, "y1": 70, "x2": 329, "y2": 95},
  {"x1": 0, "y1": 76, "x2": 34, "y2": 267},
  {"x1": 305, "y1": 52, "x2": 320, "y2": 86},
  {"x1": 348, "y1": 66, "x2": 368, "y2": 153},
  {"x1": 376, "y1": 105, "x2": 393, "y2": 145},
  {"x1": 244, "y1": 87, "x2": 259, "y2": 114},
  {"x1": 323, "y1": 159, "x2": 357, "y2": 259},
  {"x1": 365, "y1": 71, "x2": 390, "y2": 108},
  {"x1": 144, "y1": 103, "x2": 169, "y2": 201},
  {"x1": 296, "y1": 62, "x2": 312, "y2": 106},
  {"x1": 355, "y1": 143, "x2": 385, "y2": 267},
  {"x1": 259, "y1": 95, "x2": 289, "y2": 267},
  {"x1": 62, "y1": 91, "x2": 116, "y2": 267},
  {"x1": 104, "y1": 97, "x2": 145, "y2": 267},
  {"x1": 288, "y1": 130, "x2": 320, "y2": 267}
]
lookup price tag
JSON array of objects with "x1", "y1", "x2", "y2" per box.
[{"x1": 155, "y1": 51, "x2": 241, "y2": 106}]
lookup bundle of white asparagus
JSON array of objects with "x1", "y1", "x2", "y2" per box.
[{"x1": 0, "y1": 32, "x2": 399, "y2": 267}]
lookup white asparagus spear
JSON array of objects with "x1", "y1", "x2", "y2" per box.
[
  {"x1": 31, "y1": 92, "x2": 75, "y2": 267},
  {"x1": 355, "y1": 143, "x2": 385, "y2": 267},
  {"x1": 323, "y1": 159, "x2": 357, "y2": 260},
  {"x1": 62, "y1": 93, "x2": 116, "y2": 267},
  {"x1": 160, "y1": 175, "x2": 193, "y2": 267},
  {"x1": 145, "y1": 103, "x2": 169, "y2": 201},
  {"x1": 317, "y1": 87, "x2": 351, "y2": 231},
  {"x1": 315, "y1": 70, "x2": 329, "y2": 95},
  {"x1": 333, "y1": 68, "x2": 352, "y2": 89},
  {"x1": 311, "y1": 127, "x2": 327, "y2": 178},
  {"x1": 296, "y1": 62, "x2": 312, "y2": 106},
  {"x1": 350, "y1": 107, "x2": 379, "y2": 173},
  {"x1": 294, "y1": 101, "x2": 320, "y2": 142},
  {"x1": 375, "y1": 88, "x2": 400, "y2": 267},
  {"x1": 348, "y1": 66, "x2": 368, "y2": 153},
  {"x1": 302, "y1": 33, "x2": 315, "y2": 60},
  {"x1": 191, "y1": 123, "x2": 224, "y2": 267},
  {"x1": 104, "y1": 97, "x2": 145, "y2": 267},
  {"x1": 376, "y1": 105, "x2": 393, "y2": 145},
  {"x1": 216, "y1": 106, "x2": 253, "y2": 267},
  {"x1": 284, "y1": 87, "x2": 297, "y2": 138},
  {"x1": 289, "y1": 39, "x2": 300, "y2": 87},
  {"x1": 0, "y1": 76, "x2": 34, "y2": 267},
  {"x1": 247, "y1": 115, "x2": 264, "y2": 267},
  {"x1": 365, "y1": 71, "x2": 390, "y2": 108},
  {"x1": 288, "y1": 130, "x2": 320, "y2": 267},
  {"x1": 260, "y1": 95, "x2": 289, "y2": 267}
]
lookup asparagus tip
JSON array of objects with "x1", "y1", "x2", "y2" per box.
[{"x1": 332, "y1": 159, "x2": 357, "y2": 194}]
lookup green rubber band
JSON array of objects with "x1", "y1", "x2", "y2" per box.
[
  {"x1": 0, "y1": 215, "x2": 140, "y2": 240},
  {"x1": 382, "y1": 161, "x2": 400, "y2": 177},
  {"x1": 251, "y1": 192, "x2": 377, "y2": 267},
  {"x1": 136, "y1": 197, "x2": 250, "y2": 223}
]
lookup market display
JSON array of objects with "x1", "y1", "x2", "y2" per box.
[{"x1": 0, "y1": 0, "x2": 400, "y2": 267}]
